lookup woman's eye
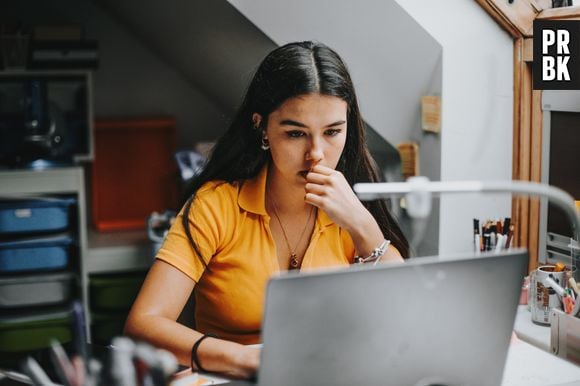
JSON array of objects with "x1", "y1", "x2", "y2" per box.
[
  {"x1": 325, "y1": 129, "x2": 342, "y2": 136},
  {"x1": 287, "y1": 131, "x2": 305, "y2": 138}
]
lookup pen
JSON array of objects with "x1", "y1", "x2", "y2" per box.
[
  {"x1": 71, "y1": 300, "x2": 91, "y2": 384},
  {"x1": 490, "y1": 225, "x2": 497, "y2": 249},
  {"x1": 71, "y1": 301, "x2": 88, "y2": 360},
  {"x1": 503, "y1": 217, "x2": 511, "y2": 236},
  {"x1": 49, "y1": 339, "x2": 76, "y2": 386},
  {"x1": 21, "y1": 356, "x2": 55, "y2": 386},
  {"x1": 505, "y1": 225, "x2": 514, "y2": 248}
]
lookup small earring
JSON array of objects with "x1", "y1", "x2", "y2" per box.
[{"x1": 261, "y1": 137, "x2": 270, "y2": 151}]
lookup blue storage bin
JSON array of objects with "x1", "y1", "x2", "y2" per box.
[
  {"x1": 0, "y1": 234, "x2": 73, "y2": 273},
  {"x1": 0, "y1": 197, "x2": 76, "y2": 234}
]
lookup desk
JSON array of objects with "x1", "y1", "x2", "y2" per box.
[
  {"x1": 513, "y1": 305, "x2": 551, "y2": 352},
  {"x1": 171, "y1": 331, "x2": 580, "y2": 386}
]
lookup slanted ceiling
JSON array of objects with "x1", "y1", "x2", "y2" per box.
[{"x1": 94, "y1": 0, "x2": 276, "y2": 113}]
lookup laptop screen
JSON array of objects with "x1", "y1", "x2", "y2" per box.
[{"x1": 258, "y1": 250, "x2": 528, "y2": 386}]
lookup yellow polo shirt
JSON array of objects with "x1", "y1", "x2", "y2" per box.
[{"x1": 156, "y1": 166, "x2": 355, "y2": 344}]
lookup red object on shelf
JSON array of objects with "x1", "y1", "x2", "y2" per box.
[{"x1": 92, "y1": 117, "x2": 178, "y2": 231}]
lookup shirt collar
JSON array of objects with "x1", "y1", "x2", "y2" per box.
[
  {"x1": 238, "y1": 165, "x2": 268, "y2": 216},
  {"x1": 238, "y1": 164, "x2": 333, "y2": 228}
]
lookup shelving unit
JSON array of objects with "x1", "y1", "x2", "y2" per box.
[{"x1": 0, "y1": 166, "x2": 90, "y2": 341}]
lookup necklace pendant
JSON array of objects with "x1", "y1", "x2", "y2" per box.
[{"x1": 289, "y1": 253, "x2": 299, "y2": 268}]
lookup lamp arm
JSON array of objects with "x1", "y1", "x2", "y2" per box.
[{"x1": 354, "y1": 179, "x2": 580, "y2": 242}]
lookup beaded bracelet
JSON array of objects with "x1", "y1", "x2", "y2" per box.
[
  {"x1": 191, "y1": 333, "x2": 218, "y2": 372},
  {"x1": 354, "y1": 239, "x2": 390, "y2": 265}
]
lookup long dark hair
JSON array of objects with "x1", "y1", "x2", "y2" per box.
[{"x1": 182, "y1": 41, "x2": 409, "y2": 266}]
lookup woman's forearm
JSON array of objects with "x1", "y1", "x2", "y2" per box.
[{"x1": 124, "y1": 314, "x2": 259, "y2": 379}]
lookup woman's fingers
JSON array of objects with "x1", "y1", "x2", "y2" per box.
[{"x1": 304, "y1": 182, "x2": 326, "y2": 195}]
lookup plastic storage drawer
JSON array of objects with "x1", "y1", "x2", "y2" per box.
[
  {"x1": 91, "y1": 311, "x2": 126, "y2": 345},
  {"x1": 89, "y1": 271, "x2": 146, "y2": 311},
  {"x1": 0, "y1": 308, "x2": 72, "y2": 352},
  {"x1": 0, "y1": 272, "x2": 74, "y2": 308},
  {"x1": 0, "y1": 234, "x2": 73, "y2": 273},
  {"x1": 0, "y1": 197, "x2": 75, "y2": 234}
]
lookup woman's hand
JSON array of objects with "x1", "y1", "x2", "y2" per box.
[
  {"x1": 304, "y1": 164, "x2": 403, "y2": 262},
  {"x1": 304, "y1": 164, "x2": 371, "y2": 232},
  {"x1": 227, "y1": 344, "x2": 261, "y2": 379}
]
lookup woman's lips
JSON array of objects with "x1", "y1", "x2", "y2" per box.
[{"x1": 298, "y1": 170, "x2": 309, "y2": 179}]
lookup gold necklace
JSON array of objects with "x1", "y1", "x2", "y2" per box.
[{"x1": 269, "y1": 196, "x2": 314, "y2": 269}]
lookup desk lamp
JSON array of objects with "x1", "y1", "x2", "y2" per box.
[{"x1": 354, "y1": 177, "x2": 580, "y2": 265}]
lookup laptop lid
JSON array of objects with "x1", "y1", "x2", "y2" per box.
[{"x1": 258, "y1": 250, "x2": 528, "y2": 386}]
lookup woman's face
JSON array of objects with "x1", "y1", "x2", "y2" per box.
[{"x1": 256, "y1": 93, "x2": 348, "y2": 187}]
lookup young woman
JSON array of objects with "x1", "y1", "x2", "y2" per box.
[{"x1": 124, "y1": 41, "x2": 409, "y2": 379}]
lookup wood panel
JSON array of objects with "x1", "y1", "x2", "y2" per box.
[
  {"x1": 477, "y1": 1, "x2": 554, "y2": 271},
  {"x1": 475, "y1": 0, "x2": 539, "y2": 37},
  {"x1": 537, "y1": 5, "x2": 580, "y2": 20},
  {"x1": 523, "y1": 38, "x2": 534, "y2": 63}
]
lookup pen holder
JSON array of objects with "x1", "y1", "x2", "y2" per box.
[{"x1": 530, "y1": 265, "x2": 574, "y2": 325}]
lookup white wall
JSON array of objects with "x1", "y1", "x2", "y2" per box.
[
  {"x1": 228, "y1": 0, "x2": 443, "y2": 256},
  {"x1": 396, "y1": 0, "x2": 514, "y2": 254},
  {"x1": 231, "y1": 0, "x2": 514, "y2": 255},
  {"x1": 228, "y1": 0, "x2": 442, "y2": 148}
]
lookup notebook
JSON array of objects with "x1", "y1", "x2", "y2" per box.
[{"x1": 234, "y1": 249, "x2": 528, "y2": 386}]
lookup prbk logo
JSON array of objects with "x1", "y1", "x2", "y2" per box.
[{"x1": 533, "y1": 20, "x2": 580, "y2": 90}]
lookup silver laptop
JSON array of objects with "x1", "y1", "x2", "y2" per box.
[{"x1": 255, "y1": 250, "x2": 528, "y2": 386}]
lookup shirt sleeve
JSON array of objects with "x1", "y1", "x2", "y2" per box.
[{"x1": 156, "y1": 183, "x2": 230, "y2": 282}]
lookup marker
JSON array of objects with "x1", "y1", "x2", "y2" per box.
[
  {"x1": 473, "y1": 219, "x2": 479, "y2": 237},
  {"x1": 494, "y1": 234, "x2": 505, "y2": 253},
  {"x1": 110, "y1": 337, "x2": 137, "y2": 386},
  {"x1": 503, "y1": 217, "x2": 511, "y2": 235}
]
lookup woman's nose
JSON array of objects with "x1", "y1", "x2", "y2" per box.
[{"x1": 306, "y1": 138, "x2": 324, "y2": 163}]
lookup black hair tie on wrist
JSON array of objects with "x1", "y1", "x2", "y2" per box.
[{"x1": 191, "y1": 333, "x2": 218, "y2": 373}]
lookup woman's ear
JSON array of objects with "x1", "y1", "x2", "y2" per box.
[{"x1": 252, "y1": 113, "x2": 262, "y2": 130}]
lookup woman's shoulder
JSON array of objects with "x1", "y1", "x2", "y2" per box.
[{"x1": 196, "y1": 179, "x2": 241, "y2": 202}]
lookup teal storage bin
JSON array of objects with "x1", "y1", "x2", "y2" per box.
[
  {"x1": 90, "y1": 311, "x2": 127, "y2": 346},
  {"x1": 89, "y1": 270, "x2": 146, "y2": 311},
  {"x1": 0, "y1": 308, "x2": 72, "y2": 353}
]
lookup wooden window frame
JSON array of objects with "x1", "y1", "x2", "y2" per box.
[{"x1": 475, "y1": 1, "x2": 580, "y2": 271}]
